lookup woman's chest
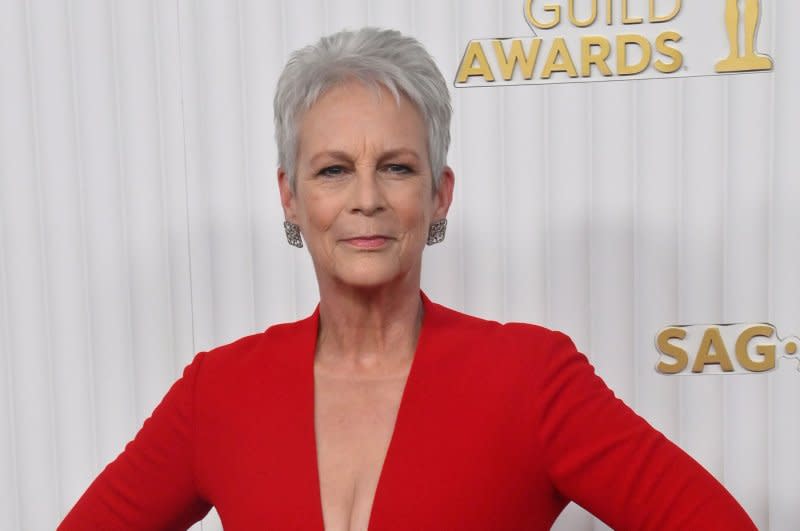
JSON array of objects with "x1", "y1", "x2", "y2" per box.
[
  {"x1": 194, "y1": 353, "x2": 563, "y2": 529},
  {"x1": 312, "y1": 370, "x2": 409, "y2": 531}
]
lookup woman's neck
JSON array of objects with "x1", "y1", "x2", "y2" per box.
[{"x1": 314, "y1": 280, "x2": 423, "y2": 376}]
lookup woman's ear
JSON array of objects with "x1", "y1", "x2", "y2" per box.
[
  {"x1": 277, "y1": 167, "x2": 297, "y2": 222},
  {"x1": 432, "y1": 165, "x2": 455, "y2": 220}
]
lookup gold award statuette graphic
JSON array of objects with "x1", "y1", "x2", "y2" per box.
[
  {"x1": 655, "y1": 323, "x2": 799, "y2": 375},
  {"x1": 716, "y1": 0, "x2": 773, "y2": 72}
]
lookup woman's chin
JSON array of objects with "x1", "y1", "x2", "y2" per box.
[
  {"x1": 330, "y1": 262, "x2": 411, "y2": 290},
  {"x1": 336, "y1": 271, "x2": 399, "y2": 289}
]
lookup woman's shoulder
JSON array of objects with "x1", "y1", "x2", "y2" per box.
[
  {"x1": 196, "y1": 314, "x2": 315, "y2": 376},
  {"x1": 429, "y1": 297, "x2": 568, "y2": 346},
  {"x1": 428, "y1": 298, "x2": 579, "y2": 368}
]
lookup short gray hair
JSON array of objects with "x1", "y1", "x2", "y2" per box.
[{"x1": 273, "y1": 27, "x2": 452, "y2": 191}]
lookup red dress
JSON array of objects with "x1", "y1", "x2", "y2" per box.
[{"x1": 59, "y1": 291, "x2": 756, "y2": 530}]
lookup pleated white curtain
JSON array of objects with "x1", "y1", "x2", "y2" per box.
[{"x1": 0, "y1": 1, "x2": 798, "y2": 530}]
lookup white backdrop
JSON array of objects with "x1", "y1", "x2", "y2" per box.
[{"x1": 0, "y1": 0, "x2": 798, "y2": 530}]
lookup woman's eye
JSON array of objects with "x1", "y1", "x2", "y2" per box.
[
  {"x1": 319, "y1": 166, "x2": 346, "y2": 177},
  {"x1": 385, "y1": 164, "x2": 412, "y2": 174}
]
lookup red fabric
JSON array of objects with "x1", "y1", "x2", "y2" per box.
[{"x1": 59, "y1": 292, "x2": 756, "y2": 530}]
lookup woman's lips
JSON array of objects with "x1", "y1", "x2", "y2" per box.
[{"x1": 343, "y1": 236, "x2": 390, "y2": 249}]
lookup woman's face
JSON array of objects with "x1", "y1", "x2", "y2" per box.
[{"x1": 278, "y1": 81, "x2": 453, "y2": 291}]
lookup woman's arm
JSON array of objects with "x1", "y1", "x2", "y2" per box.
[
  {"x1": 58, "y1": 352, "x2": 212, "y2": 530},
  {"x1": 529, "y1": 329, "x2": 756, "y2": 530}
]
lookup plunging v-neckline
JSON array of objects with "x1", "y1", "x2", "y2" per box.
[{"x1": 306, "y1": 292, "x2": 432, "y2": 530}]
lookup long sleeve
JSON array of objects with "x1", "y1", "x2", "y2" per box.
[
  {"x1": 530, "y1": 330, "x2": 756, "y2": 530},
  {"x1": 58, "y1": 352, "x2": 212, "y2": 531}
]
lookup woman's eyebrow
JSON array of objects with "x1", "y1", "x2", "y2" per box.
[
  {"x1": 309, "y1": 148, "x2": 421, "y2": 166},
  {"x1": 378, "y1": 148, "x2": 421, "y2": 162},
  {"x1": 309, "y1": 150, "x2": 352, "y2": 166}
]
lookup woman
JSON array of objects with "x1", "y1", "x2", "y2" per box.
[{"x1": 60, "y1": 27, "x2": 755, "y2": 530}]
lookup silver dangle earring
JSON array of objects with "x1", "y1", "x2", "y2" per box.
[
  {"x1": 427, "y1": 218, "x2": 447, "y2": 245},
  {"x1": 284, "y1": 221, "x2": 303, "y2": 248}
]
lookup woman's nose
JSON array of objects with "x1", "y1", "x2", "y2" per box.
[{"x1": 349, "y1": 169, "x2": 386, "y2": 215}]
